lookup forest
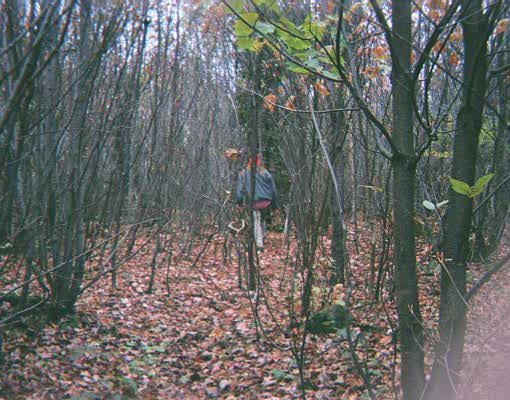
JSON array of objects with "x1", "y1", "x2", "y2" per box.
[{"x1": 0, "y1": 0, "x2": 509, "y2": 399}]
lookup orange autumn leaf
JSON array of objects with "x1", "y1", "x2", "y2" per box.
[
  {"x1": 263, "y1": 93, "x2": 277, "y2": 112},
  {"x1": 380, "y1": 335, "x2": 393, "y2": 345},
  {"x1": 432, "y1": 41, "x2": 444, "y2": 53},
  {"x1": 449, "y1": 52, "x2": 460, "y2": 66},
  {"x1": 373, "y1": 45, "x2": 386, "y2": 59},
  {"x1": 285, "y1": 96, "x2": 296, "y2": 110},
  {"x1": 429, "y1": 9, "x2": 441, "y2": 21},
  {"x1": 450, "y1": 30, "x2": 463, "y2": 42},
  {"x1": 362, "y1": 66, "x2": 380, "y2": 79},
  {"x1": 426, "y1": 0, "x2": 441, "y2": 9},
  {"x1": 314, "y1": 81, "x2": 330, "y2": 96},
  {"x1": 495, "y1": 18, "x2": 509, "y2": 36}
]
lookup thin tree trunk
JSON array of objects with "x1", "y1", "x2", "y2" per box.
[
  {"x1": 390, "y1": 1, "x2": 425, "y2": 398},
  {"x1": 426, "y1": 1, "x2": 495, "y2": 398},
  {"x1": 489, "y1": 32, "x2": 509, "y2": 250}
]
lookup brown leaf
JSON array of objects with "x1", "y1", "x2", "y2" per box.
[
  {"x1": 373, "y1": 45, "x2": 386, "y2": 60},
  {"x1": 450, "y1": 52, "x2": 460, "y2": 66},
  {"x1": 432, "y1": 41, "x2": 444, "y2": 53},
  {"x1": 285, "y1": 96, "x2": 296, "y2": 110},
  {"x1": 380, "y1": 335, "x2": 392, "y2": 345},
  {"x1": 263, "y1": 93, "x2": 277, "y2": 112},
  {"x1": 314, "y1": 81, "x2": 330, "y2": 96},
  {"x1": 429, "y1": 9, "x2": 441, "y2": 21},
  {"x1": 450, "y1": 30, "x2": 463, "y2": 42},
  {"x1": 223, "y1": 148, "x2": 242, "y2": 160},
  {"x1": 426, "y1": 0, "x2": 441, "y2": 9},
  {"x1": 495, "y1": 19, "x2": 509, "y2": 36}
]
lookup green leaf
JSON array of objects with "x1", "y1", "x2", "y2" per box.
[
  {"x1": 255, "y1": 21, "x2": 275, "y2": 35},
  {"x1": 450, "y1": 178, "x2": 473, "y2": 197},
  {"x1": 286, "y1": 62, "x2": 309, "y2": 74},
  {"x1": 286, "y1": 36, "x2": 311, "y2": 50},
  {"x1": 322, "y1": 69, "x2": 341, "y2": 80},
  {"x1": 318, "y1": 56, "x2": 334, "y2": 65},
  {"x1": 422, "y1": 200, "x2": 436, "y2": 211},
  {"x1": 280, "y1": 16, "x2": 301, "y2": 36},
  {"x1": 254, "y1": 0, "x2": 280, "y2": 13},
  {"x1": 235, "y1": 21, "x2": 253, "y2": 37},
  {"x1": 234, "y1": 13, "x2": 259, "y2": 37},
  {"x1": 304, "y1": 48, "x2": 320, "y2": 58},
  {"x1": 472, "y1": 173, "x2": 494, "y2": 196},
  {"x1": 223, "y1": 0, "x2": 244, "y2": 14},
  {"x1": 272, "y1": 369, "x2": 287, "y2": 382},
  {"x1": 304, "y1": 58, "x2": 322, "y2": 71},
  {"x1": 237, "y1": 37, "x2": 256, "y2": 51},
  {"x1": 307, "y1": 21, "x2": 326, "y2": 39}
]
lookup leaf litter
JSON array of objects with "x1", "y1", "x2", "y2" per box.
[{"x1": 1, "y1": 224, "x2": 508, "y2": 399}]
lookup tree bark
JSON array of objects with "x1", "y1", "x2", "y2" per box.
[
  {"x1": 426, "y1": 1, "x2": 493, "y2": 398},
  {"x1": 390, "y1": 1, "x2": 425, "y2": 398},
  {"x1": 489, "y1": 32, "x2": 509, "y2": 250}
]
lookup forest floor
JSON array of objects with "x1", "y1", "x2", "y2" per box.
[
  {"x1": 457, "y1": 229, "x2": 510, "y2": 400},
  {"x1": 0, "y1": 223, "x2": 509, "y2": 400}
]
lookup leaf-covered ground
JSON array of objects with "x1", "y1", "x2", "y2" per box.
[
  {"x1": 457, "y1": 229, "x2": 510, "y2": 400},
  {"x1": 1, "y1": 225, "x2": 508, "y2": 399}
]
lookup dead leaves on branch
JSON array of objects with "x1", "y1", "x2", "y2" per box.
[
  {"x1": 314, "y1": 80, "x2": 330, "y2": 96},
  {"x1": 263, "y1": 81, "x2": 329, "y2": 114},
  {"x1": 495, "y1": 18, "x2": 508, "y2": 36},
  {"x1": 223, "y1": 148, "x2": 242, "y2": 161},
  {"x1": 263, "y1": 93, "x2": 277, "y2": 112}
]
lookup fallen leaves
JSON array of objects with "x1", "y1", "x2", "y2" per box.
[{"x1": 2, "y1": 220, "x2": 485, "y2": 399}]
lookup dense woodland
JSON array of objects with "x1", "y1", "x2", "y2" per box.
[{"x1": 0, "y1": 0, "x2": 509, "y2": 399}]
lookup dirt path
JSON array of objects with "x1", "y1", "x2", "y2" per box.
[{"x1": 457, "y1": 233, "x2": 510, "y2": 400}]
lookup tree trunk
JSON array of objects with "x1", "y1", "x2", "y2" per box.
[
  {"x1": 390, "y1": 1, "x2": 425, "y2": 398},
  {"x1": 426, "y1": 1, "x2": 492, "y2": 399},
  {"x1": 51, "y1": 0, "x2": 92, "y2": 316},
  {"x1": 489, "y1": 32, "x2": 509, "y2": 250},
  {"x1": 330, "y1": 109, "x2": 348, "y2": 285}
]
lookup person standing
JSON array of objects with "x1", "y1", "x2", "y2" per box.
[{"x1": 236, "y1": 154, "x2": 278, "y2": 249}]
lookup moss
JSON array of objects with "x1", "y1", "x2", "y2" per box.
[{"x1": 306, "y1": 303, "x2": 352, "y2": 334}]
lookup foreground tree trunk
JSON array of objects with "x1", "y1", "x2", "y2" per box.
[
  {"x1": 489, "y1": 31, "x2": 509, "y2": 250},
  {"x1": 390, "y1": 1, "x2": 425, "y2": 398},
  {"x1": 51, "y1": 0, "x2": 92, "y2": 317},
  {"x1": 426, "y1": 1, "x2": 498, "y2": 399}
]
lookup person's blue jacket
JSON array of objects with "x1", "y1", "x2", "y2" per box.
[{"x1": 236, "y1": 167, "x2": 278, "y2": 208}]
